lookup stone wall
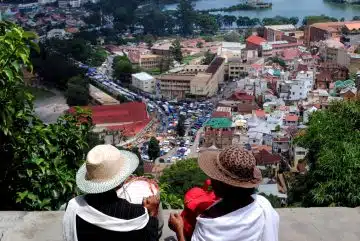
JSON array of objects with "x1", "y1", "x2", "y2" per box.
[{"x1": 1, "y1": 208, "x2": 360, "y2": 241}]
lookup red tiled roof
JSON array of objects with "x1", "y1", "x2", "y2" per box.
[
  {"x1": 211, "y1": 111, "x2": 231, "y2": 118},
  {"x1": 254, "y1": 149, "x2": 281, "y2": 165},
  {"x1": 69, "y1": 102, "x2": 149, "y2": 125},
  {"x1": 285, "y1": 114, "x2": 299, "y2": 122},
  {"x1": 246, "y1": 35, "x2": 266, "y2": 46},
  {"x1": 229, "y1": 91, "x2": 255, "y2": 101},
  {"x1": 107, "y1": 119, "x2": 150, "y2": 137}
]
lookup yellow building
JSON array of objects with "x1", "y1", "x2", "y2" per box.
[{"x1": 139, "y1": 54, "x2": 163, "y2": 70}]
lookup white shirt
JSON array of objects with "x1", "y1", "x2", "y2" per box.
[{"x1": 191, "y1": 194, "x2": 279, "y2": 241}]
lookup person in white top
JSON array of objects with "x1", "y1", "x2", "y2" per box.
[{"x1": 168, "y1": 145, "x2": 279, "y2": 241}]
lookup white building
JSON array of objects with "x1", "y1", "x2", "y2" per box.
[
  {"x1": 278, "y1": 71, "x2": 314, "y2": 102},
  {"x1": 131, "y1": 72, "x2": 155, "y2": 94},
  {"x1": 69, "y1": 0, "x2": 81, "y2": 7},
  {"x1": 38, "y1": 0, "x2": 57, "y2": 4}
]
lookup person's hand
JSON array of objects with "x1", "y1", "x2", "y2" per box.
[
  {"x1": 143, "y1": 195, "x2": 160, "y2": 217},
  {"x1": 168, "y1": 213, "x2": 184, "y2": 233}
]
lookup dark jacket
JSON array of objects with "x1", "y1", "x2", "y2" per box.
[{"x1": 75, "y1": 191, "x2": 160, "y2": 241}]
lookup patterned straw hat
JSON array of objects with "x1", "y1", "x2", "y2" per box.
[
  {"x1": 76, "y1": 144, "x2": 139, "y2": 194},
  {"x1": 198, "y1": 145, "x2": 262, "y2": 188}
]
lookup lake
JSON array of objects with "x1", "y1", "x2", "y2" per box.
[{"x1": 165, "y1": 0, "x2": 360, "y2": 20}]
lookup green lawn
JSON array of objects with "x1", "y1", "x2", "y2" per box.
[{"x1": 25, "y1": 86, "x2": 55, "y2": 100}]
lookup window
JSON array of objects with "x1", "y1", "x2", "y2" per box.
[
  {"x1": 292, "y1": 92, "x2": 295, "y2": 95},
  {"x1": 296, "y1": 151, "x2": 306, "y2": 156}
]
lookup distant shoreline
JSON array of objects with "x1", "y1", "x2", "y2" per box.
[{"x1": 199, "y1": 3, "x2": 272, "y2": 13}]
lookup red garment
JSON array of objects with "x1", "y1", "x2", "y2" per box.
[{"x1": 181, "y1": 179, "x2": 219, "y2": 240}]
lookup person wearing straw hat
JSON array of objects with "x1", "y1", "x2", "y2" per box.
[
  {"x1": 168, "y1": 145, "x2": 279, "y2": 241},
  {"x1": 63, "y1": 144, "x2": 161, "y2": 241}
]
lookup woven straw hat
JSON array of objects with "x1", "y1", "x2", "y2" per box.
[
  {"x1": 198, "y1": 145, "x2": 262, "y2": 188},
  {"x1": 76, "y1": 144, "x2": 139, "y2": 194}
]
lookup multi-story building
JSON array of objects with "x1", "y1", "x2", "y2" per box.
[
  {"x1": 131, "y1": 72, "x2": 156, "y2": 94},
  {"x1": 203, "y1": 118, "x2": 234, "y2": 149},
  {"x1": 151, "y1": 43, "x2": 171, "y2": 56},
  {"x1": 304, "y1": 21, "x2": 360, "y2": 45},
  {"x1": 227, "y1": 59, "x2": 250, "y2": 80},
  {"x1": 264, "y1": 25, "x2": 297, "y2": 42},
  {"x1": 157, "y1": 57, "x2": 225, "y2": 99},
  {"x1": 278, "y1": 71, "x2": 314, "y2": 102},
  {"x1": 139, "y1": 54, "x2": 163, "y2": 70}
]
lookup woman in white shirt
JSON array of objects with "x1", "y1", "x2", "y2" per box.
[{"x1": 168, "y1": 145, "x2": 279, "y2": 241}]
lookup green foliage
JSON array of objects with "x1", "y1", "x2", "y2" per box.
[
  {"x1": 262, "y1": 16, "x2": 298, "y2": 26},
  {"x1": 159, "y1": 158, "x2": 207, "y2": 209},
  {"x1": 258, "y1": 193, "x2": 283, "y2": 208},
  {"x1": 65, "y1": 75, "x2": 89, "y2": 106},
  {"x1": 223, "y1": 31, "x2": 241, "y2": 42},
  {"x1": 196, "y1": 41, "x2": 203, "y2": 48},
  {"x1": 202, "y1": 36, "x2": 214, "y2": 42},
  {"x1": 0, "y1": 22, "x2": 100, "y2": 210},
  {"x1": 196, "y1": 13, "x2": 219, "y2": 35},
  {"x1": 236, "y1": 16, "x2": 259, "y2": 27},
  {"x1": 268, "y1": 57, "x2": 287, "y2": 68},
  {"x1": 176, "y1": 115, "x2": 186, "y2": 137},
  {"x1": 202, "y1": 50, "x2": 215, "y2": 65},
  {"x1": 223, "y1": 15, "x2": 237, "y2": 27},
  {"x1": 176, "y1": 0, "x2": 196, "y2": 36},
  {"x1": 290, "y1": 100, "x2": 360, "y2": 207},
  {"x1": 302, "y1": 15, "x2": 338, "y2": 26},
  {"x1": 148, "y1": 136, "x2": 160, "y2": 161},
  {"x1": 170, "y1": 39, "x2": 183, "y2": 63},
  {"x1": 112, "y1": 55, "x2": 134, "y2": 84}
]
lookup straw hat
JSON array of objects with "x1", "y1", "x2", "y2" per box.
[
  {"x1": 76, "y1": 144, "x2": 139, "y2": 194},
  {"x1": 198, "y1": 145, "x2": 262, "y2": 188}
]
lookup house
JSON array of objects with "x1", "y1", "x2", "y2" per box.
[
  {"x1": 237, "y1": 103, "x2": 260, "y2": 115},
  {"x1": 246, "y1": 35, "x2": 266, "y2": 51},
  {"x1": 68, "y1": 102, "x2": 151, "y2": 144},
  {"x1": 315, "y1": 71, "x2": 333, "y2": 89},
  {"x1": 284, "y1": 114, "x2": 299, "y2": 126},
  {"x1": 229, "y1": 90, "x2": 255, "y2": 104},
  {"x1": 272, "y1": 137, "x2": 290, "y2": 154},
  {"x1": 131, "y1": 72, "x2": 156, "y2": 94},
  {"x1": 290, "y1": 145, "x2": 308, "y2": 168},
  {"x1": 340, "y1": 87, "x2": 357, "y2": 100},
  {"x1": 254, "y1": 149, "x2": 281, "y2": 166},
  {"x1": 203, "y1": 118, "x2": 234, "y2": 148}
]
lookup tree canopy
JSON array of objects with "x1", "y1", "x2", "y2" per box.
[
  {"x1": 176, "y1": 0, "x2": 196, "y2": 36},
  {"x1": 148, "y1": 136, "x2": 160, "y2": 161},
  {"x1": 65, "y1": 75, "x2": 90, "y2": 106},
  {"x1": 0, "y1": 22, "x2": 100, "y2": 210},
  {"x1": 290, "y1": 100, "x2": 360, "y2": 207},
  {"x1": 170, "y1": 39, "x2": 183, "y2": 63}
]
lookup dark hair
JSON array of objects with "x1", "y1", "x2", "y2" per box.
[{"x1": 211, "y1": 179, "x2": 255, "y2": 199}]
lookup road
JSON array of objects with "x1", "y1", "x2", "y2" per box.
[{"x1": 188, "y1": 127, "x2": 203, "y2": 158}]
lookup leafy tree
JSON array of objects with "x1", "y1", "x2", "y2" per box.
[
  {"x1": 113, "y1": 55, "x2": 134, "y2": 84},
  {"x1": 177, "y1": 115, "x2": 186, "y2": 137},
  {"x1": 65, "y1": 75, "x2": 89, "y2": 106},
  {"x1": 196, "y1": 41, "x2": 204, "y2": 48},
  {"x1": 170, "y1": 39, "x2": 183, "y2": 63},
  {"x1": 202, "y1": 36, "x2": 214, "y2": 42},
  {"x1": 159, "y1": 158, "x2": 207, "y2": 201},
  {"x1": 196, "y1": 13, "x2": 219, "y2": 35},
  {"x1": 289, "y1": 17, "x2": 299, "y2": 26},
  {"x1": 256, "y1": 26, "x2": 266, "y2": 37},
  {"x1": 148, "y1": 136, "x2": 160, "y2": 161},
  {"x1": 353, "y1": 16, "x2": 360, "y2": 20},
  {"x1": 140, "y1": 9, "x2": 168, "y2": 36},
  {"x1": 223, "y1": 15, "x2": 237, "y2": 28},
  {"x1": 202, "y1": 50, "x2": 215, "y2": 65},
  {"x1": 176, "y1": 0, "x2": 196, "y2": 36},
  {"x1": 223, "y1": 31, "x2": 241, "y2": 42},
  {"x1": 302, "y1": 15, "x2": 338, "y2": 26},
  {"x1": 290, "y1": 100, "x2": 360, "y2": 207},
  {"x1": 0, "y1": 22, "x2": 99, "y2": 210},
  {"x1": 83, "y1": 12, "x2": 102, "y2": 26}
]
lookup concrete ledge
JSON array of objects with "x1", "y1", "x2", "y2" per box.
[{"x1": 1, "y1": 208, "x2": 360, "y2": 241}]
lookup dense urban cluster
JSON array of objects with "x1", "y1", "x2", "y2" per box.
[{"x1": 0, "y1": 0, "x2": 360, "y2": 215}]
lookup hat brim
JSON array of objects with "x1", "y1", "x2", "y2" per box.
[
  {"x1": 76, "y1": 150, "x2": 139, "y2": 194},
  {"x1": 198, "y1": 150, "x2": 261, "y2": 188}
]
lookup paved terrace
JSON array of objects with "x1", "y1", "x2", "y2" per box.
[{"x1": 1, "y1": 208, "x2": 360, "y2": 241}]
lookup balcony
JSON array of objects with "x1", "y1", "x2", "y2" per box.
[{"x1": 1, "y1": 207, "x2": 360, "y2": 241}]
